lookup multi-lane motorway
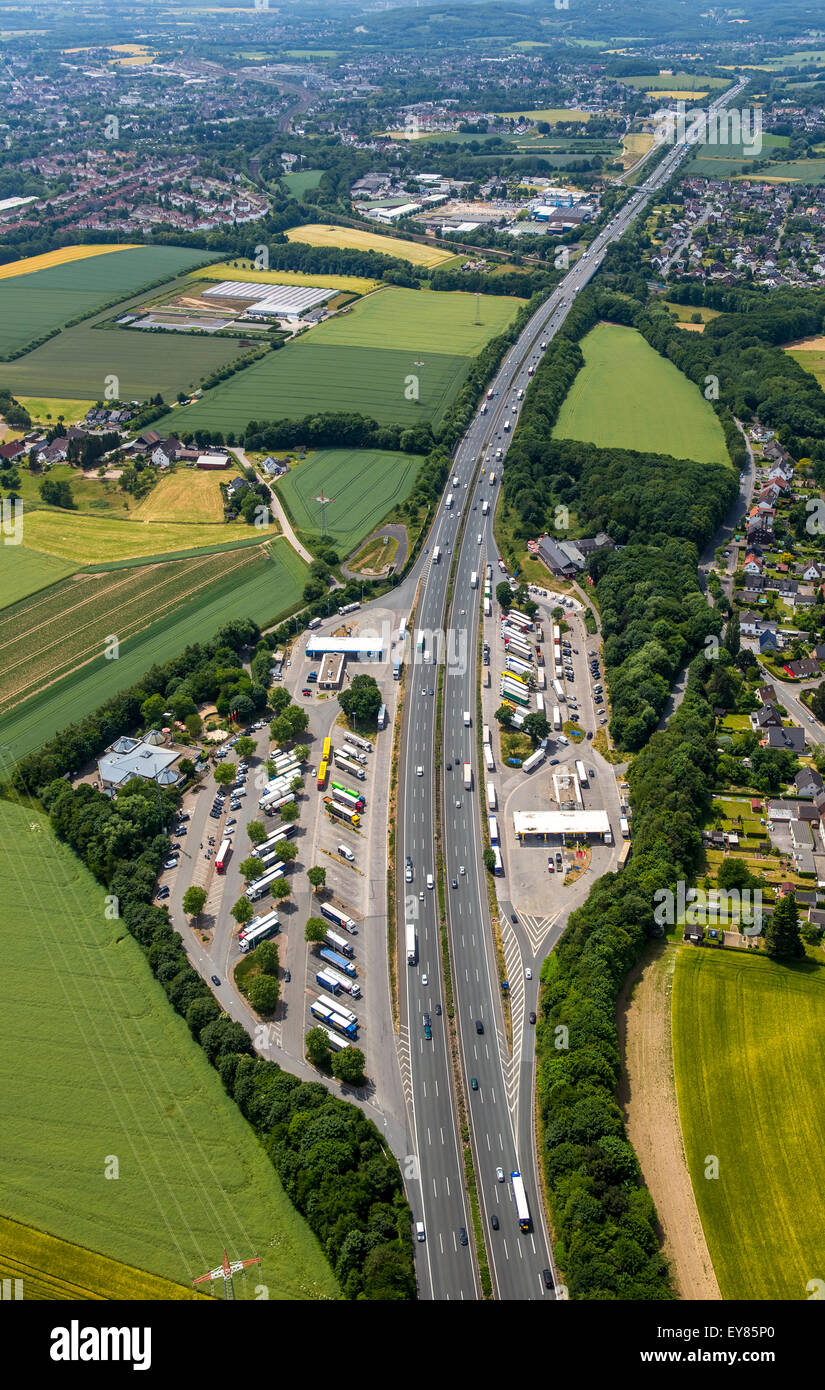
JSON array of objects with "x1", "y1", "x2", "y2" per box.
[{"x1": 397, "y1": 78, "x2": 749, "y2": 1300}]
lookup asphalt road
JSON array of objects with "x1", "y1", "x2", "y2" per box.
[{"x1": 397, "y1": 77, "x2": 748, "y2": 1301}]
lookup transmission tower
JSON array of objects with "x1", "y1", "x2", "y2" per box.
[
  {"x1": 193, "y1": 1249, "x2": 261, "y2": 1301},
  {"x1": 313, "y1": 490, "x2": 335, "y2": 540}
]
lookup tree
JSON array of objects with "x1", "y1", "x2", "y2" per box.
[
  {"x1": 39, "y1": 477, "x2": 75, "y2": 509},
  {"x1": 141, "y1": 693, "x2": 167, "y2": 727},
  {"x1": 496, "y1": 582, "x2": 512, "y2": 609},
  {"x1": 254, "y1": 939, "x2": 279, "y2": 975},
  {"x1": 494, "y1": 704, "x2": 514, "y2": 727},
  {"x1": 763, "y1": 892, "x2": 805, "y2": 960},
  {"x1": 247, "y1": 974, "x2": 280, "y2": 1014},
  {"x1": 523, "y1": 712, "x2": 550, "y2": 744},
  {"x1": 290, "y1": 776, "x2": 304, "y2": 794},
  {"x1": 809, "y1": 682, "x2": 825, "y2": 723},
  {"x1": 295, "y1": 744, "x2": 310, "y2": 762},
  {"x1": 717, "y1": 857, "x2": 758, "y2": 892},
  {"x1": 483, "y1": 847, "x2": 496, "y2": 873},
  {"x1": 182, "y1": 885, "x2": 207, "y2": 923},
  {"x1": 278, "y1": 840, "x2": 298, "y2": 862},
  {"x1": 332, "y1": 1046, "x2": 366, "y2": 1086},
  {"x1": 271, "y1": 877, "x2": 291, "y2": 902},
  {"x1": 308, "y1": 865, "x2": 326, "y2": 893},
  {"x1": 235, "y1": 736, "x2": 256, "y2": 758},
  {"x1": 178, "y1": 757, "x2": 195, "y2": 778},
  {"x1": 305, "y1": 917, "x2": 327, "y2": 943},
  {"x1": 231, "y1": 895, "x2": 254, "y2": 926},
  {"x1": 279, "y1": 800, "x2": 299, "y2": 823},
  {"x1": 724, "y1": 609, "x2": 740, "y2": 658},
  {"x1": 339, "y1": 674, "x2": 381, "y2": 725},
  {"x1": 239, "y1": 856, "x2": 264, "y2": 882},
  {"x1": 247, "y1": 820, "x2": 268, "y2": 845},
  {"x1": 305, "y1": 1026, "x2": 332, "y2": 1069},
  {"x1": 214, "y1": 762, "x2": 236, "y2": 786}
]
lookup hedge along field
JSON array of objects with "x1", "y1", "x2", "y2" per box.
[
  {"x1": 160, "y1": 340, "x2": 472, "y2": 434},
  {"x1": 313, "y1": 285, "x2": 523, "y2": 355},
  {"x1": 274, "y1": 447, "x2": 424, "y2": 553},
  {"x1": 0, "y1": 245, "x2": 219, "y2": 358},
  {"x1": 22, "y1": 510, "x2": 276, "y2": 564},
  {"x1": 285, "y1": 222, "x2": 454, "y2": 267},
  {"x1": 0, "y1": 544, "x2": 77, "y2": 608},
  {"x1": 0, "y1": 544, "x2": 273, "y2": 713},
  {"x1": 553, "y1": 322, "x2": 729, "y2": 465},
  {"x1": 0, "y1": 537, "x2": 307, "y2": 762},
  {"x1": 672, "y1": 950, "x2": 825, "y2": 1300},
  {"x1": 0, "y1": 800, "x2": 338, "y2": 1299}
]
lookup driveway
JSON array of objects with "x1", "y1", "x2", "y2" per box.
[{"x1": 231, "y1": 447, "x2": 313, "y2": 564}]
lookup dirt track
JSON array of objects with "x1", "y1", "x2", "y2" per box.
[{"x1": 617, "y1": 942, "x2": 721, "y2": 1301}]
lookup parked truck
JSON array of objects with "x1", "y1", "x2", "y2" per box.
[
  {"x1": 486, "y1": 783, "x2": 497, "y2": 811},
  {"x1": 406, "y1": 921, "x2": 417, "y2": 966}
]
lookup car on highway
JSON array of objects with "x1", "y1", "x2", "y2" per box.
[
  {"x1": 421, "y1": 687, "x2": 427, "y2": 695},
  {"x1": 459, "y1": 865, "x2": 465, "y2": 875},
  {"x1": 475, "y1": 1019, "x2": 484, "y2": 1034},
  {"x1": 422, "y1": 974, "x2": 429, "y2": 986},
  {"x1": 490, "y1": 1214, "x2": 499, "y2": 1231},
  {"x1": 511, "y1": 911, "x2": 518, "y2": 923},
  {"x1": 211, "y1": 975, "x2": 221, "y2": 987},
  {"x1": 496, "y1": 1166, "x2": 505, "y2": 1182},
  {"x1": 542, "y1": 1268, "x2": 554, "y2": 1290},
  {"x1": 416, "y1": 1222, "x2": 426, "y2": 1242},
  {"x1": 435, "y1": 1003, "x2": 441, "y2": 1016},
  {"x1": 284, "y1": 970, "x2": 291, "y2": 983},
  {"x1": 406, "y1": 865, "x2": 413, "y2": 882},
  {"x1": 416, "y1": 765, "x2": 424, "y2": 776},
  {"x1": 470, "y1": 1077, "x2": 479, "y2": 1091},
  {"x1": 451, "y1": 877, "x2": 458, "y2": 889},
  {"x1": 455, "y1": 798, "x2": 461, "y2": 808},
  {"x1": 429, "y1": 688, "x2": 434, "y2": 696},
  {"x1": 423, "y1": 1014, "x2": 432, "y2": 1040},
  {"x1": 459, "y1": 1227, "x2": 469, "y2": 1246},
  {"x1": 529, "y1": 1011, "x2": 537, "y2": 1025}
]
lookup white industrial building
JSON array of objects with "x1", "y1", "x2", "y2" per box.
[
  {"x1": 202, "y1": 279, "x2": 336, "y2": 317},
  {"x1": 513, "y1": 809, "x2": 610, "y2": 840}
]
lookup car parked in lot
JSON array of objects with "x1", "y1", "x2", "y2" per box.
[
  {"x1": 163, "y1": 858, "x2": 179, "y2": 870},
  {"x1": 302, "y1": 688, "x2": 312, "y2": 697},
  {"x1": 156, "y1": 886, "x2": 170, "y2": 900}
]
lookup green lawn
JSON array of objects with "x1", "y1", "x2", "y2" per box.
[
  {"x1": 673, "y1": 949, "x2": 825, "y2": 1300},
  {"x1": 0, "y1": 537, "x2": 307, "y2": 762},
  {"x1": 281, "y1": 169, "x2": 324, "y2": 197},
  {"x1": 0, "y1": 246, "x2": 218, "y2": 358},
  {"x1": 0, "y1": 800, "x2": 338, "y2": 1299},
  {"x1": 313, "y1": 286, "x2": 522, "y2": 355},
  {"x1": 275, "y1": 446, "x2": 423, "y2": 554},
  {"x1": 159, "y1": 341, "x2": 472, "y2": 434},
  {"x1": 0, "y1": 544, "x2": 77, "y2": 606},
  {"x1": 553, "y1": 322, "x2": 730, "y2": 464}
]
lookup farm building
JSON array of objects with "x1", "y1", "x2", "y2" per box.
[
  {"x1": 197, "y1": 452, "x2": 230, "y2": 470},
  {"x1": 203, "y1": 279, "x2": 336, "y2": 317}
]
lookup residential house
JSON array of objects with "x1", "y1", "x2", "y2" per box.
[
  {"x1": 783, "y1": 657, "x2": 820, "y2": 680},
  {"x1": 753, "y1": 703, "x2": 783, "y2": 730},
  {"x1": 226, "y1": 476, "x2": 250, "y2": 501},
  {"x1": 799, "y1": 561, "x2": 825, "y2": 582},
  {"x1": 743, "y1": 553, "x2": 763, "y2": 575},
  {"x1": 759, "y1": 629, "x2": 781, "y2": 654},
  {"x1": 767, "y1": 725, "x2": 806, "y2": 753},
  {"x1": 796, "y1": 767, "x2": 824, "y2": 799},
  {"x1": 757, "y1": 683, "x2": 777, "y2": 704},
  {"x1": 739, "y1": 609, "x2": 762, "y2": 636},
  {"x1": 0, "y1": 440, "x2": 25, "y2": 462}
]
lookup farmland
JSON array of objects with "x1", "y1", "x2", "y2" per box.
[
  {"x1": 0, "y1": 244, "x2": 141, "y2": 281},
  {"x1": 157, "y1": 340, "x2": 472, "y2": 434},
  {"x1": 274, "y1": 447, "x2": 424, "y2": 553},
  {"x1": 620, "y1": 72, "x2": 730, "y2": 90},
  {"x1": 134, "y1": 469, "x2": 227, "y2": 523},
  {"x1": 281, "y1": 168, "x2": 324, "y2": 197},
  {"x1": 157, "y1": 284, "x2": 520, "y2": 435},
  {"x1": 21, "y1": 509, "x2": 274, "y2": 564},
  {"x1": 285, "y1": 222, "x2": 454, "y2": 266},
  {"x1": 314, "y1": 285, "x2": 522, "y2": 355},
  {"x1": 553, "y1": 322, "x2": 730, "y2": 465},
  {"x1": 0, "y1": 544, "x2": 77, "y2": 607},
  {"x1": 673, "y1": 950, "x2": 825, "y2": 1300},
  {"x1": 786, "y1": 346, "x2": 825, "y2": 390},
  {"x1": 0, "y1": 543, "x2": 279, "y2": 713},
  {"x1": 0, "y1": 799, "x2": 338, "y2": 1299},
  {"x1": 495, "y1": 107, "x2": 593, "y2": 122},
  {"x1": 15, "y1": 396, "x2": 97, "y2": 424},
  {"x1": 685, "y1": 133, "x2": 789, "y2": 178},
  {"x1": 0, "y1": 1214, "x2": 208, "y2": 1300},
  {"x1": 0, "y1": 537, "x2": 307, "y2": 760},
  {"x1": 0, "y1": 245, "x2": 219, "y2": 358}
]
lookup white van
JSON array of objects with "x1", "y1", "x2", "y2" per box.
[
  {"x1": 416, "y1": 1222, "x2": 426, "y2": 1242},
  {"x1": 337, "y1": 844, "x2": 355, "y2": 861},
  {"x1": 464, "y1": 711, "x2": 471, "y2": 726},
  {"x1": 426, "y1": 873, "x2": 434, "y2": 890}
]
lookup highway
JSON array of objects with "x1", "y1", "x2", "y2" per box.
[{"x1": 396, "y1": 77, "x2": 749, "y2": 1300}]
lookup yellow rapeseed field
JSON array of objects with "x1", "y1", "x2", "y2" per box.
[{"x1": 0, "y1": 245, "x2": 141, "y2": 281}]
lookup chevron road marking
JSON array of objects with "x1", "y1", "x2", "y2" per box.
[
  {"x1": 520, "y1": 911, "x2": 562, "y2": 955},
  {"x1": 397, "y1": 1025, "x2": 413, "y2": 1111}
]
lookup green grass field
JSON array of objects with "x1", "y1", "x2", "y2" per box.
[
  {"x1": 0, "y1": 544, "x2": 77, "y2": 606},
  {"x1": 0, "y1": 800, "x2": 338, "y2": 1298},
  {"x1": 620, "y1": 72, "x2": 730, "y2": 90},
  {"x1": 0, "y1": 538, "x2": 307, "y2": 762},
  {"x1": 685, "y1": 133, "x2": 789, "y2": 178},
  {"x1": 16, "y1": 465, "x2": 136, "y2": 517},
  {"x1": 275, "y1": 447, "x2": 423, "y2": 553},
  {"x1": 281, "y1": 169, "x2": 324, "y2": 197},
  {"x1": 159, "y1": 341, "x2": 472, "y2": 434},
  {"x1": 0, "y1": 246, "x2": 218, "y2": 358},
  {"x1": 787, "y1": 348, "x2": 825, "y2": 388},
  {"x1": 553, "y1": 322, "x2": 730, "y2": 464},
  {"x1": 673, "y1": 950, "x2": 825, "y2": 1300},
  {"x1": 313, "y1": 285, "x2": 522, "y2": 355}
]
